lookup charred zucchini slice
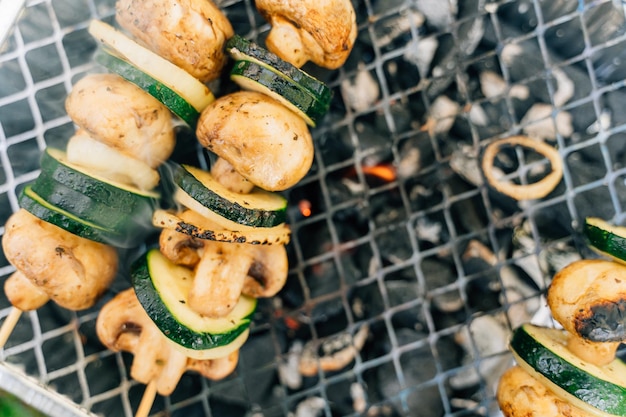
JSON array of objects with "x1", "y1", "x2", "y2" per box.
[
  {"x1": 510, "y1": 323, "x2": 626, "y2": 417},
  {"x1": 131, "y1": 248, "x2": 256, "y2": 358}
]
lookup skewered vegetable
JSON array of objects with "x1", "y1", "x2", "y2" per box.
[
  {"x1": 115, "y1": 0, "x2": 234, "y2": 83},
  {"x1": 96, "y1": 288, "x2": 241, "y2": 396},
  {"x1": 196, "y1": 90, "x2": 314, "y2": 191},
  {"x1": 255, "y1": 0, "x2": 357, "y2": 69}
]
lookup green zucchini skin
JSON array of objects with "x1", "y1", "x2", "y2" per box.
[
  {"x1": 230, "y1": 60, "x2": 329, "y2": 126},
  {"x1": 172, "y1": 163, "x2": 287, "y2": 228},
  {"x1": 225, "y1": 34, "x2": 332, "y2": 104},
  {"x1": 94, "y1": 49, "x2": 200, "y2": 128},
  {"x1": 131, "y1": 249, "x2": 255, "y2": 351},
  {"x1": 39, "y1": 148, "x2": 159, "y2": 215},
  {"x1": 19, "y1": 185, "x2": 128, "y2": 246},
  {"x1": 511, "y1": 324, "x2": 626, "y2": 416},
  {"x1": 584, "y1": 218, "x2": 626, "y2": 263},
  {"x1": 31, "y1": 177, "x2": 138, "y2": 231}
]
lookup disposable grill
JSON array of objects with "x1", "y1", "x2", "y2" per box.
[{"x1": 1, "y1": 0, "x2": 626, "y2": 416}]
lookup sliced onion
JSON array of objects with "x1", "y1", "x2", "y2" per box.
[
  {"x1": 67, "y1": 133, "x2": 160, "y2": 191},
  {"x1": 481, "y1": 135, "x2": 563, "y2": 200}
]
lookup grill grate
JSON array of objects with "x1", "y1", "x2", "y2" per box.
[{"x1": 1, "y1": 0, "x2": 626, "y2": 416}]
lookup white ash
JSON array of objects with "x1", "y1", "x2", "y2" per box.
[
  {"x1": 586, "y1": 109, "x2": 612, "y2": 134},
  {"x1": 341, "y1": 64, "x2": 380, "y2": 113},
  {"x1": 414, "y1": 0, "x2": 457, "y2": 30},
  {"x1": 341, "y1": 177, "x2": 366, "y2": 194},
  {"x1": 278, "y1": 340, "x2": 304, "y2": 389},
  {"x1": 500, "y1": 43, "x2": 524, "y2": 68},
  {"x1": 468, "y1": 103, "x2": 489, "y2": 126},
  {"x1": 450, "y1": 145, "x2": 482, "y2": 187},
  {"x1": 350, "y1": 382, "x2": 368, "y2": 414},
  {"x1": 415, "y1": 216, "x2": 443, "y2": 244},
  {"x1": 426, "y1": 95, "x2": 460, "y2": 135},
  {"x1": 479, "y1": 70, "x2": 529, "y2": 100},
  {"x1": 551, "y1": 67, "x2": 575, "y2": 108},
  {"x1": 375, "y1": 9, "x2": 425, "y2": 48},
  {"x1": 299, "y1": 325, "x2": 369, "y2": 375},
  {"x1": 521, "y1": 103, "x2": 573, "y2": 140},
  {"x1": 450, "y1": 314, "x2": 511, "y2": 392},
  {"x1": 404, "y1": 36, "x2": 439, "y2": 77},
  {"x1": 499, "y1": 264, "x2": 542, "y2": 328},
  {"x1": 397, "y1": 146, "x2": 421, "y2": 179},
  {"x1": 292, "y1": 397, "x2": 327, "y2": 417}
]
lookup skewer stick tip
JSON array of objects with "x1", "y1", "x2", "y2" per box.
[
  {"x1": 135, "y1": 379, "x2": 158, "y2": 417},
  {"x1": 0, "y1": 307, "x2": 22, "y2": 349}
]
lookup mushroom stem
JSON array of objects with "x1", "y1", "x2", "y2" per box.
[
  {"x1": 188, "y1": 243, "x2": 253, "y2": 318},
  {"x1": 566, "y1": 335, "x2": 619, "y2": 366},
  {"x1": 211, "y1": 157, "x2": 254, "y2": 194}
]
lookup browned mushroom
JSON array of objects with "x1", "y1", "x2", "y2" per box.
[
  {"x1": 546, "y1": 259, "x2": 626, "y2": 366},
  {"x1": 96, "y1": 288, "x2": 239, "y2": 396},
  {"x1": 157, "y1": 209, "x2": 288, "y2": 317},
  {"x1": 115, "y1": 0, "x2": 234, "y2": 83},
  {"x1": 4, "y1": 271, "x2": 49, "y2": 312},
  {"x1": 2, "y1": 209, "x2": 118, "y2": 311},
  {"x1": 255, "y1": 0, "x2": 357, "y2": 69},
  {"x1": 196, "y1": 90, "x2": 314, "y2": 192},
  {"x1": 65, "y1": 73, "x2": 175, "y2": 170},
  {"x1": 497, "y1": 366, "x2": 588, "y2": 417}
]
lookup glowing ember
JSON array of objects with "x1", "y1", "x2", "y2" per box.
[
  {"x1": 298, "y1": 199, "x2": 312, "y2": 217},
  {"x1": 362, "y1": 164, "x2": 397, "y2": 182}
]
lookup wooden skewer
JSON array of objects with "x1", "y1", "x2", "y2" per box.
[
  {"x1": 135, "y1": 380, "x2": 157, "y2": 417},
  {"x1": 0, "y1": 307, "x2": 22, "y2": 349}
]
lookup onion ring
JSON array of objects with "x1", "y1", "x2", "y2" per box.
[{"x1": 481, "y1": 135, "x2": 563, "y2": 200}]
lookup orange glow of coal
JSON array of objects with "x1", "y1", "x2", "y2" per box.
[
  {"x1": 298, "y1": 199, "x2": 312, "y2": 217},
  {"x1": 362, "y1": 164, "x2": 397, "y2": 182}
]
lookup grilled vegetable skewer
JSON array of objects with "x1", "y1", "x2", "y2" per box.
[
  {"x1": 0, "y1": 64, "x2": 173, "y2": 350},
  {"x1": 497, "y1": 218, "x2": 626, "y2": 416}
]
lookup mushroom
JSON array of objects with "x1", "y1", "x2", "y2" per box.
[
  {"x1": 115, "y1": 0, "x2": 234, "y2": 83},
  {"x1": 196, "y1": 91, "x2": 314, "y2": 191},
  {"x1": 65, "y1": 73, "x2": 175, "y2": 169},
  {"x1": 2, "y1": 209, "x2": 118, "y2": 311},
  {"x1": 210, "y1": 157, "x2": 254, "y2": 194},
  {"x1": 158, "y1": 209, "x2": 288, "y2": 317},
  {"x1": 497, "y1": 366, "x2": 588, "y2": 417},
  {"x1": 159, "y1": 224, "x2": 204, "y2": 267},
  {"x1": 255, "y1": 0, "x2": 357, "y2": 69},
  {"x1": 4, "y1": 271, "x2": 50, "y2": 312},
  {"x1": 547, "y1": 259, "x2": 626, "y2": 366},
  {"x1": 96, "y1": 288, "x2": 239, "y2": 396}
]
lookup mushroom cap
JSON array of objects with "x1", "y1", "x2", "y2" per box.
[
  {"x1": 497, "y1": 366, "x2": 589, "y2": 417},
  {"x1": 547, "y1": 259, "x2": 626, "y2": 343},
  {"x1": 256, "y1": 0, "x2": 357, "y2": 69},
  {"x1": 65, "y1": 73, "x2": 175, "y2": 168},
  {"x1": 196, "y1": 91, "x2": 314, "y2": 191},
  {"x1": 115, "y1": 0, "x2": 234, "y2": 83}
]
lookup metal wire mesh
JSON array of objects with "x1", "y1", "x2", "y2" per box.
[{"x1": 1, "y1": 0, "x2": 626, "y2": 416}]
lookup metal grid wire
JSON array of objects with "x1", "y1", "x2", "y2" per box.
[{"x1": 1, "y1": 0, "x2": 626, "y2": 416}]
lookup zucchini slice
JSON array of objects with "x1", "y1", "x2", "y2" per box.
[
  {"x1": 152, "y1": 209, "x2": 291, "y2": 245},
  {"x1": 584, "y1": 217, "x2": 626, "y2": 264},
  {"x1": 30, "y1": 177, "x2": 138, "y2": 231},
  {"x1": 18, "y1": 185, "x2": 136, "y2": 247},
  {"x1": 510, "y1": 323, "x2": 626, "y2": 417},
  {"x1": 173, "y1": 164, "x2": 287, "y2": 228},
  {"x1": 88, "y1": 20, "x2": 214, "y2": 113},
  {"x1": 230, "y1": 60, "x2": 329, "y2": 127},
  {"x1": 226, "y1": 34, "x2": 332, "y2": 104},
  {"x1": 39, "y1": 147, "x2": 159, "y2": 214},
  {"x1": 131, "y1": 249, "x2": 256, "y2": 355},
  {"x1": 94, "y1": 49, "x2": 200, "y2": 127}
]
